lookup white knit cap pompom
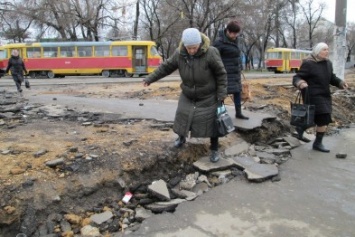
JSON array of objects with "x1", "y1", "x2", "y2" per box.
[
  {"x1": 312, "y1": 42, "x2": 328, "y2": 56},
  {"x1": 182, "y1": 28, "x2": 202, "y2": 46}
]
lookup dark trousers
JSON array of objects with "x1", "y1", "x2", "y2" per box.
[
  {"x1": 12, "y1": 73, "x2": 24, "y2": 92},
  {"x1": 233, "y1": 92, "x2": 242, "y2": 107},
  {"x1": 210, "y1": 137, "x2": 219, "y2": 151}
]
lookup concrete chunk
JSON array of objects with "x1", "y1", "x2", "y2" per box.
[
  {"x1": 135, "y1": 207, "x2": 152, "y2": 222},
  {"x1": 145, "y1": 199, "x2": 185, "y2": 213},
  {"x1": 224, "y1": 141, "x2": 250, "y2": 157},
  {"x1": 193, "y1": 156, "x2": 235, "y2": 172},
  {"x1": 283, "y1": 136, "x2": 302, "y2": 148},
  {"x1": 231, "y1": 156, "x2": 257, "y2": 170},
  {"x1": 244, "y1": 163, "x2": 279, "y2": 182},
  {"x1": 232, "y1": 110, "x2": 276, "y2": 130},
  {"x1": 148, "y1": 179, "x2": 170, "y2": 201},
  {"x1": 90, "y1": 211, "x2": 113, "y2": 225}
]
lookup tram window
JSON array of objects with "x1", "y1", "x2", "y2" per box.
[
  {"x1": 60, "y1": 46, "x2": 75, "y2": 57},
  {"x1": 77, "y1": 46, "x2": 92, "y2": 57},
  {"x1": 43, "y1": 47, "x2": 58, "y2": 58},
  {"x1": 266, "y1": 52, "x2": 282, "y2": 59},
  {"x1": 291, "y1": 52, "x2": 300, "y2": 59},
  {"x1": 150, "y1": 46, "x2": 159, "y2": 56},
  {"x1": 94, "y1": 46, "x2": 110, "y2": 56},
  {"x1": 27, "y1": 47, "x2": 41, "y2": 58},
  {"x1": 112, "y1": 46, "x2": 128, "y2": 56},
  {"x1": 0, "y1": 49, "x2": 7, "y2": 59},
  {"x1": 135, "y1": 49, "x2": 143, "y2": 59},
  {"x1": 300, "y1": 52, "x2": 310, "y2": 59}
]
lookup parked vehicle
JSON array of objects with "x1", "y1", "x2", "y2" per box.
[
  {"x1": 0, "y1": 40, "x2": 162, "y2": 78},
  {"x1": 265, "y1": 47, "x2": 311, "y2": 73}
]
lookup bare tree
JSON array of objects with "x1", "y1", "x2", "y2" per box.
[
  {"x1": 1, "y1": 18, "x2": 32, "y2": 42},
  {"x1": 346, "y1": 22, "x2": 355, "y2": 62},
  {"x1": 299, "y1": 0, "x2": 325, "y2": 48},
  {"x1": 282, "y1": 0, "x2": 300, "y2": 48},
  {"x1": 8, "y1": 0, "x2": 78, "y2": 40},
  {"x1": 165, "y1": 0, "x2": 242, "y2": 36},
  {"x1": 0, "y1": 2, "x2": 32, "y2": 42},
  {"x1": 139, "y1": 0, "x2": 182, "y2": 58},
  {"x1": 2, "y1": 0, "x2": 119, "y2": 41},
  {"x1": 70, "y1": 0, "x2": 108, "y2": 41},
  {"x1": 0, "y1": 0, "x2": 341, "y2": 62},
  {"x1": 270, "y1": 0, "x2": 290, "y2": 47},
  {"x1": 238, "y1": 0, "x2": 277, "y2": 69}
]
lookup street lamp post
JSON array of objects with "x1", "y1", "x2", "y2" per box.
[{"x1": 332, "y1": 0, "x2": 347, "y2": 80}]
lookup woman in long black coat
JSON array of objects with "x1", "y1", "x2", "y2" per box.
[
  {"x1": 293, "y1": 42, "x2": 348, "y2": 152},
  {"x1": 213, "y1": 20, "x2": 248, "y2": 120},
  {"x1": 143, "y1": 28, "x2": 227, "y2": 162}
]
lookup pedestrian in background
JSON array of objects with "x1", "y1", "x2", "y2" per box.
[
  {"x1": 293, "y1": 42, "x2": 348, "y2": 153},
  {"x1": 213, "y1": 20, "x2": 249, "y2": 120},
  {"x1": 143, "y1": 28, "x2": 227, "y2": 162},
  {"x1": 5, "y1": 49, "x2": 28, "y2": 93}
]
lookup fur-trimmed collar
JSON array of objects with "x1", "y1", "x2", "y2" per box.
[{"x1": 305, "y1": 54, "x2": 328, "y2": 63}]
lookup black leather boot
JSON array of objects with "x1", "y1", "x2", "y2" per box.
[
  {"x1": 236, "y1": 107, "x2": 249, "y2": 120},
  {"x1": 174, "y1": 136, "x2": 186, "y2": 148},
  {"x1": 312, "y1": 132, "x2": 330, "y2": 153},
  {"x1": 294, "y1": 127, "x2": 311, "y2": 143}
]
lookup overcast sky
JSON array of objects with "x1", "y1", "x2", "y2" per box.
[{"x1": 319, "y1": 0, "x2": 354, "y2": 23}]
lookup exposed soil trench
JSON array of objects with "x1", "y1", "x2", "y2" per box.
[{"x1": 0, "y1": 72, "x2": 354, "y2": 237}]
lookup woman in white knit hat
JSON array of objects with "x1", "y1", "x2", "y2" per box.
[
  {"x1": 143, "y1": 28, "x2": 228, "y2": 163},
  {"x1": 293, "y1": 42, "x2": 348, "y2": 152}
]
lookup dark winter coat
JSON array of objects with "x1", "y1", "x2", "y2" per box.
[
  {"x1": 213, "y1": 29, "x2": 242, "y2": 94},
  {"x1": 292, "y1": 55, "x2": 344, "y2": 115},
  {"x1": 6, "y1": 55, "x2": 27, "y2": 76},
  {"x1": 144, "y1": 34, "x2": 227, "y2": 138}
]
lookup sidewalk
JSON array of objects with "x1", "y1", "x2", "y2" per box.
[
  {"x1": 126, "y1": 127, "x2": 355, "y2": 237},
  {"x1": 27, "y1": 94, "x2": 355, "y2": 237}
]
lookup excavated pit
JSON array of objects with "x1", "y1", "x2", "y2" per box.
[
  {"x1": 1, "y1": 74, "x2": 354, "y2": 236},
  {"x1": 0, "y1": 107, "x2": 291, "y2": 236}
]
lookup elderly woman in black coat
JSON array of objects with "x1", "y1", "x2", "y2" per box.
[{"x1": 293, "y1": 42, "x2": 348, "y2": 153}]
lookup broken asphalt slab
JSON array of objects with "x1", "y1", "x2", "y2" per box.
[{"x1": 126, "y1": 127, "x2": 355, "y2": 237}]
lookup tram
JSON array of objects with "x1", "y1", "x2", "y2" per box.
[
  {"x1": 0, "y1": 40, "x2": 162, "y2": 78},
  {"x1": 265, "y1": 48, "x2": 311, "y2": 73}
]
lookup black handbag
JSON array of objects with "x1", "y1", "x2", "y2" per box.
[
  {"x1": 216, "y1": 102, "x2": 235, "y2": 137},
  {"x1": 290, "y1": 88, "x2": 315, "y2": 129},
  {"x1": 24, "y1": 76, "x2": 30, "y2": 89}
]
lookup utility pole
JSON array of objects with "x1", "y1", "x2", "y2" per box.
[{"x1": 332, "y1": 0, "x2": 347, "y2": 80}]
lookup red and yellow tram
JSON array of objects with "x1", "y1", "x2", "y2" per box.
[
  {"x1": 0, "y1": 40, "x2": 162, "y2": 78},
  {"x1": 265, "y1": 48, "x2": 311, "y2": 73}
]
